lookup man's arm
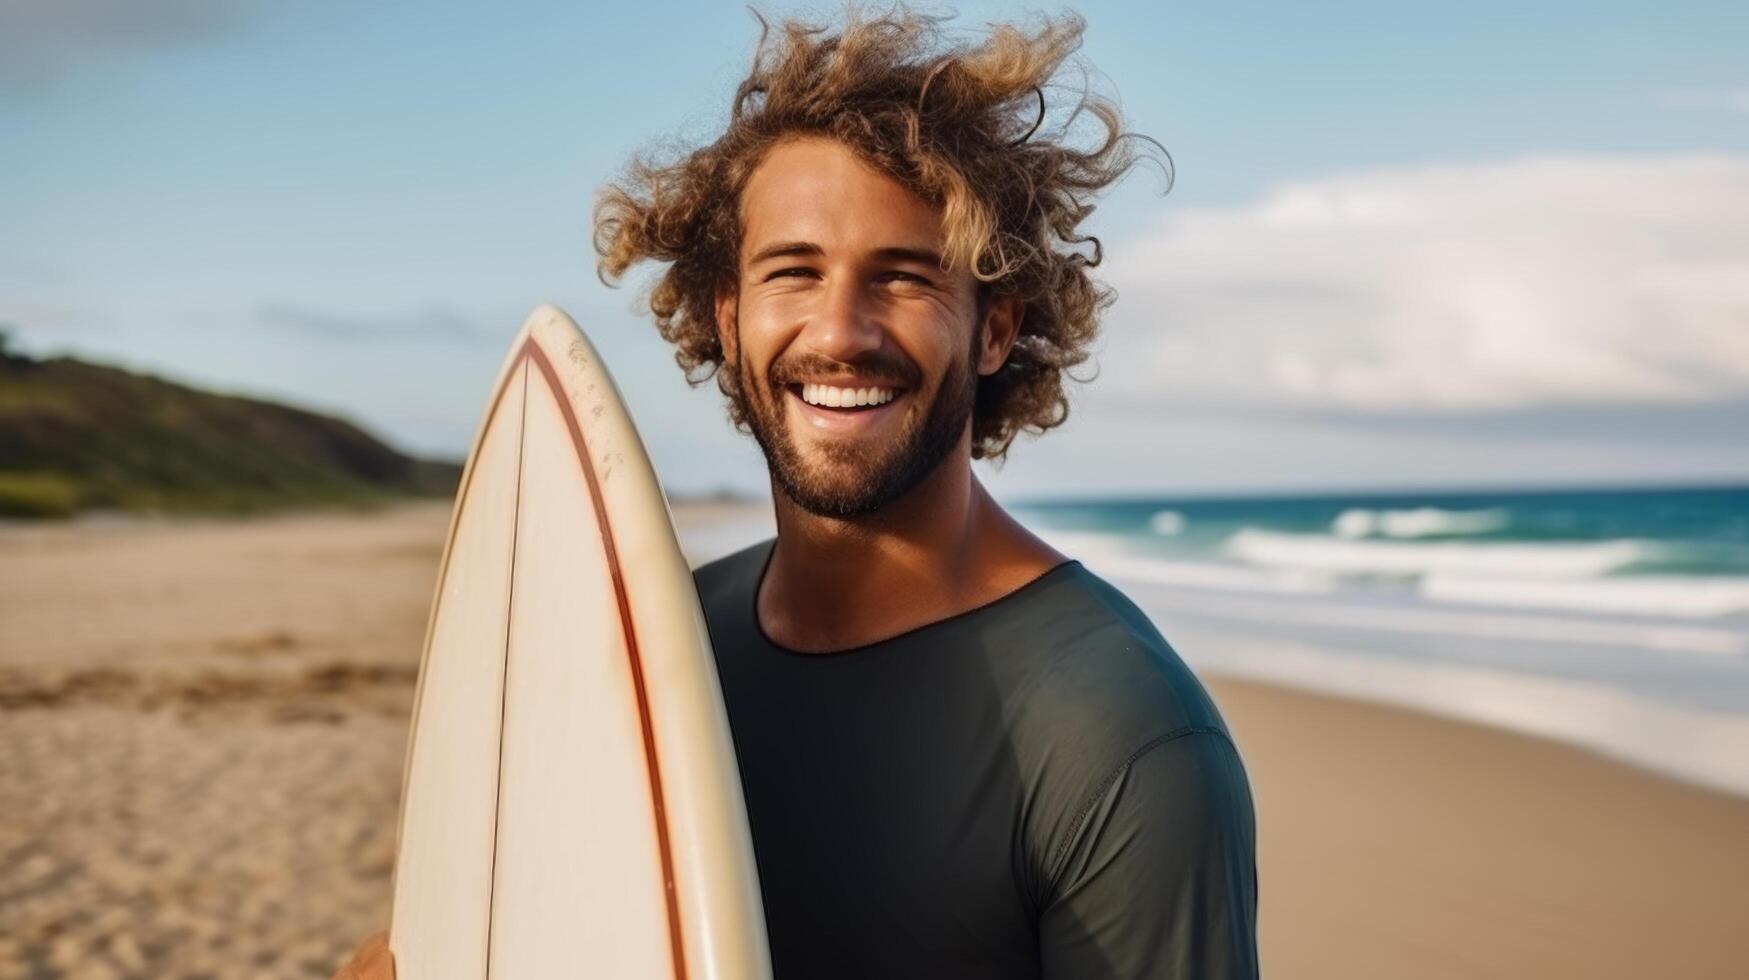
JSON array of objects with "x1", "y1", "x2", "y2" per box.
[{"x1": 1038, "y1": 729, "x2": 1260, "y2": 979}]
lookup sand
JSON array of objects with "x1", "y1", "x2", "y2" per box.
[
  {"x1": 0, "y1": 504, "x2": 437, "y2": 979},
  {"x1": 1, "y1": 499, "x2": 1745, "y2": 978},
  {"x1": 1208, "y1": 677, "x2": 1749, "y2": 979}
]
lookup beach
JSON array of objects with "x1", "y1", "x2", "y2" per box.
[{"x1": 2, "y1": 499, "x2": 1745, "y2": 978}]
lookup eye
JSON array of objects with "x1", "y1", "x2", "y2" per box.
[
  {"x1": 765, "y1": 266, "x2": 817, "y2": 281},
  {"x1": 881, "y1": 271, "x2": 934, "y2": 287}
]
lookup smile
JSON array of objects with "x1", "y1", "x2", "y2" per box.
[
  {"x1": 797, "y1": 382, "x2": 899, "y2": 409},
  {"x1": 785, "y1": 383, "x2": 908, "y2": 432}
]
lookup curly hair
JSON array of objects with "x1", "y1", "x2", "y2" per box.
[{"x1": 593, "y1": 4, "x2": 1167, "y2": 461}]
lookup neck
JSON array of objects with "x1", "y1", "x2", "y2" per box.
[{"x1": 757, "y1": 438, "x2": 1065, "y2": 653}]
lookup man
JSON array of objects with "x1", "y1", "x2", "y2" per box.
[{"x1": 338, "y1": 7, "x2": 1257, "y2": 978}]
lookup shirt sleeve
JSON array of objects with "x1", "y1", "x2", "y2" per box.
[{"x1": 1038, "y1": 728, "x2": 1260, "y2": 979}]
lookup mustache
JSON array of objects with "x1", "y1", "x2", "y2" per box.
[{"x1": 769, "y1": 353, "x2": 918, "y2": 389}]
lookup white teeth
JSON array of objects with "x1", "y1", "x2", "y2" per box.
[{"x1": 799, "y1": 383, "x2": 897, "y2": 408}]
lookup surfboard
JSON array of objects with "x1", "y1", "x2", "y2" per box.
[{"x1": 388, "y1": 305, "x2": 772, "y2": 979}]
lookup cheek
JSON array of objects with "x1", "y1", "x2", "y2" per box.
[
  {"x1": 735, "y1": 293, "x2": 806, "y2": 349},
  {"x1": 918, "y1": 321, "x2": 975, "y2": 379}
]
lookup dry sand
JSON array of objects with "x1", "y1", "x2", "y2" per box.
[
  {"x1": 1, "y1": 499, "x2": 1745, "y2": 978},
  {"x1": 1, "y1": 504, "x2": 438, "y2": 979}
]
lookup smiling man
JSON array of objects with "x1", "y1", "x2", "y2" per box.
[
  {"x1": 597, "y1": 7, "x2": 1260, "y2": 978},
  {"x1": 336, "y1": 7, "x2": 1256, "y2": 980}
]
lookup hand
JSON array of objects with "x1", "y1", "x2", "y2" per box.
[{"x1": 331, "y1": 930, "x2": 395, "y2": 980}]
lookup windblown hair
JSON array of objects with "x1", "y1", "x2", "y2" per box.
[{"x1": 593, "y1": 4, "x2": 1166, "y2": 461}]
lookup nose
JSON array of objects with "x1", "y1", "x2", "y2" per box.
[{"x1": 802, "y1": 271, "x2": 884, "y2": 363}]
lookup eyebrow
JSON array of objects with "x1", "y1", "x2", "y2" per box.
[
  {"x1": 747, "y1": 241, "x2": 823, "y2": 265},
  {"x1": 746, "y1": 241, "x2": 947, "y2": 269}
]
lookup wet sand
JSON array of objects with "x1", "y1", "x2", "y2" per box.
[
  {"x1": 1, "y1": 500, "x2": 1744, "y2": 978},
  {"x1": 1207, "y1": 676, "x2": 1749, "y2": 979}
]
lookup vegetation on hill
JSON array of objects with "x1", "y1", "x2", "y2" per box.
[{"x1": 0, "y1": 329, "x2": 461, "y2": 518}]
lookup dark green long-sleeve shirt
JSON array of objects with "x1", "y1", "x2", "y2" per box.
[{"x1": 693, "y1": 538, "x2": 1260, "y2": 979}]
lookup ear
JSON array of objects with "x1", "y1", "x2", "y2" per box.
[
  {"x1": 714, "y1": 282, "x2": 739, "y2": 366},
  {"x1": 976, "y1": 294, "x2": 1024, "y2": 376}
]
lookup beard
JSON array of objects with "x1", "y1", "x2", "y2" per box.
[{"x1": 734, "y1": 323, "x2": 979, "y2": 520}]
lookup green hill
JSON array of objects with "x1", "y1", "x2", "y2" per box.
[{"x1": 0, "y1": 330, "x2": 462, "y2": 518}]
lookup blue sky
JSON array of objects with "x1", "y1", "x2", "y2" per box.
[{"x1": 5, "y1": 0, "x2": 1747, "y2": 498}]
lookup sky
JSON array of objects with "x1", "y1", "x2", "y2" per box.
[{"x1": 4, "y1": 0, "x2": 1747, "y2": 500}]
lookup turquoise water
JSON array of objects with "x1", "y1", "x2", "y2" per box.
[
  {"x1": 1011, "y1": 482, "x2": 1749, "y2": 620},
  {"x1": 1009, "y1": 482, "x2": 1749, "y2": 795}
]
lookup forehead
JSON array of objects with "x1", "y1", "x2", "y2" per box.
[{"x1": 738, "y1": 136, "x2": 945, "y2": 259}]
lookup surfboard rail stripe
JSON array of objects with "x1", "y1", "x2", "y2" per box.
[
  {"x1": 400, "y1": 333, "x2": 689, "y2": 980},
  {"x1": 519, "y1": 338, "x2": 689, "y2": 980}
]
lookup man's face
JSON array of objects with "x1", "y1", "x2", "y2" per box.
[{"x1": 716, "y1": 137, "x2": 1008, "y2": 519}]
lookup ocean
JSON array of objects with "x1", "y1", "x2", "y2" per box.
[{"x1": 1009, "y1": 482, "x2": 1749, "y2": 797}]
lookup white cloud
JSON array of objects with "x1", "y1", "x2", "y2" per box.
[{"x1": 1094, "y1": 154, "x2": 1749, "y2": 413}]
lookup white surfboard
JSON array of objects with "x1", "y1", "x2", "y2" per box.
[{"x1": 388, "y1": 305, "x2": 771, "y2": 979}]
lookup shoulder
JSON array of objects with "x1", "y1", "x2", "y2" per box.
[
  {"x1": 997, "y1": 562, "x2": 1235, "y2": 748},
  {"x1": 994, "y1": 564, "x2": 1249, "y2": 898}
]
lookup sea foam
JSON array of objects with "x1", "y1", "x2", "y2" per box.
[
  {"x1": 1422, "y1": 573, "x2": 1749, "y2": 619},
  {"x1": 1332, "y1": 506, "x2": 1510, "y2": 539},
  {"x1": 1222, "y1": 528, "x2": 1654, "y2": 579}
]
